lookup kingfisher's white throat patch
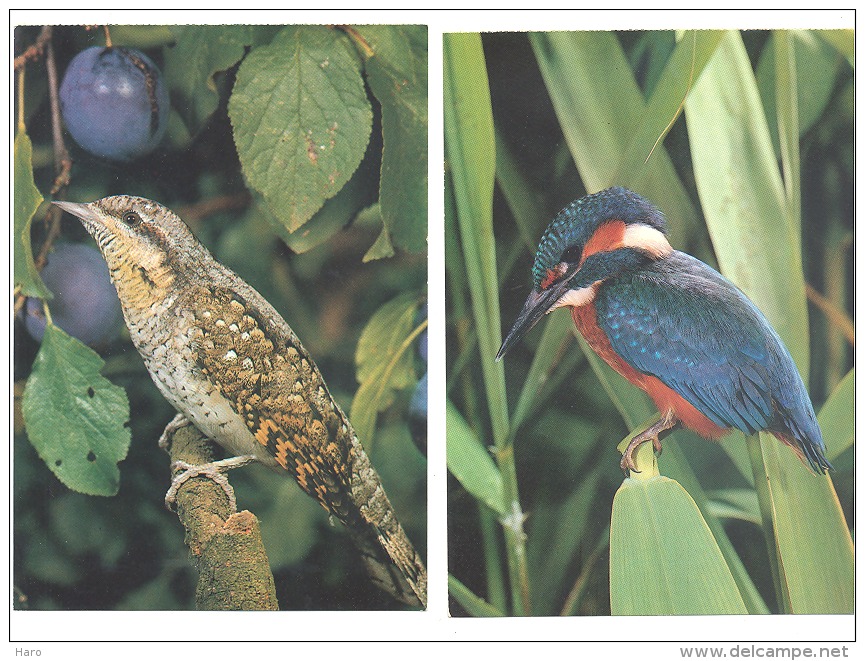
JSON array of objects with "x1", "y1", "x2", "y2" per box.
[{"x1": 550, "y1": 283, "x2": 599, "y2": 312}]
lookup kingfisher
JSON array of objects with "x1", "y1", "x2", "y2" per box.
[{"x1": 497, "y1": 187, "x2": 831, "y2": 475}]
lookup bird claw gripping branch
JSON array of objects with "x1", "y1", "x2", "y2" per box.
[
  {"x1": 53, "y1": 196, "x2": 427, "y2": 608},
  {"x1": 497, "y1": 187, "x2": 831, "y2": 478}
]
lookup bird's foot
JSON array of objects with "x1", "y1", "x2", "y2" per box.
[
  {"x1": 620, "y1": 411, "x2": 678, "y2": 476},
  {"x1": 158, "y1": 413, "x2": 192, "y2": 450},
  {"x1": 164, "y1": 455, "x2": 258, "y2": 512},
  {"x1": 620, "y1": 435, "x2": 659, "y2": 475}
]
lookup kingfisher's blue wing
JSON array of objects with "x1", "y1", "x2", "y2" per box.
[{"x1": 595, "y1": 251, "x2": 820, "y2": 446}]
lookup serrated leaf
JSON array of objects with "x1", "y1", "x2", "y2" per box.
[
  {"x1": 14, "y1": 130, "x2": 50, "y2": 299},
  {"x1": 229, "y1": 25, "x2": 373, "y2": 232},
  {"x1": 21, "y1": 325, "x2": 131, "y2": 496},
  {"x1": 355, "y1": 25, "x2": 428, "y2": 253},
  {"x1": 165, "y1": 25, "x2": 259, "y2": 133},
  {"x1": 274, "y1": 128, "x2": 379, "y2": 254},
  {"x1": 350, "y1": 293, "x2": 421, "y2": 445}
]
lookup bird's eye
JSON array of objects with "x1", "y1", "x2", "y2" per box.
[
  {"x1": 122, "y1": 211, "x2": 142, "y2": 226},
  {"x1": 560, "y1": 245, "x2": 582, "y2": 263}
]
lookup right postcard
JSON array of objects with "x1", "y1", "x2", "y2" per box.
[{"x1": 443, "y1": 27, "x2": 854, "y2": 626}]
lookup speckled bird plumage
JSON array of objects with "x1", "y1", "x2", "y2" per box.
[
  {"x1": 498, "y1": 186, "x2": 831, "y2": 474},
  {"x1": 53, "y1": 195, "x2": 427, "y2": 608}
]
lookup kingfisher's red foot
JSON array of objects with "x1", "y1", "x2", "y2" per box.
[{"x1": 620, "y1": 410, "x2": 679, "y2": 475}]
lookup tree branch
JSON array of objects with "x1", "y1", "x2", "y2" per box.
[
  {"x1": 14, "y1": 26, "x2": 52, "y2": 71},
  {"x1": 162, "y1": 422, "x2": 279, "y2": 610}
]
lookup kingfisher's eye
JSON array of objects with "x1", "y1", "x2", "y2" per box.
[
  {"x1": 122, "y1": 211, "x2": 142, "y2": 226},
  {"x1": 560, "y1": 245, "x2": 582, "y2": 263}
]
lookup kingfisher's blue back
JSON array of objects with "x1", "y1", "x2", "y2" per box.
[
  {"x1": 498, "y1": 186, "x2": 831, "y2": 475},
  {"x1": 596, "y1": 251, "x2": 828, "y2": 471}
]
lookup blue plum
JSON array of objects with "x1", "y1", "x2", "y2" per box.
[
  {"x1": 59, "y1": 46, "x2": 169, "y2": 162},
  {"x1": 24, "y1": 243, "x2": 123, "y2": 347}
]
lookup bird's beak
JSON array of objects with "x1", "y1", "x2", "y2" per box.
[
  {"x1": 52, "y1": 201, "x2": 100, "y2": 229},
  {"x1": 496, "y1": 286, "x2": 559, "y2": 361}
]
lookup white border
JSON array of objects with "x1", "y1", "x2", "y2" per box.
[{"x1": 6, "y1": 6, "x2": 859, "y2": 654}]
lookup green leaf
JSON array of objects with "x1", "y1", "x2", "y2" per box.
[
  {"x1": 21, "y1": 325, "x2": 131, "y2": 496},
  {"x1": 706, "y1": 488, "x2": 762, "y2": 525},
  {"x1": 627, "y1": 31, "x2": 677, "y2": 97},
  {"x1": 444, "y1": 32, "x2": 507, "y2": 445},
  {"x1": 814, "y1": 29, "x2": 854, "y2": 68},
  {"x1": 610, "y1": 476, "x2": 748, "y2": 615},
  {"x1": 111, "y1": 25, "x2": 175, "y2": 49},
  {"x1": 448, "y1": 574, "x2": 505, "y2": 617},
  {"x1": 165, "y1": 25, "x2": 260, "y2": 132},
  {"x1": 229, "y1": 26, "x2": 373, "y2": 233},
  {"x1": 362, "y1": 213, "x2": 396, "y2": 262},
  {"x1": 446, "y1": 34, "x2": 531, "y2": 614},
  {"x1": 354, "y1": 25, "x2": 428, "y2": 253},
  {"x1": 685, "y1": 31, "x2": 808, "y2": 373},
  {"x1": 818, "y1": 368, "x2": 854, "y2": 461},
  {"x1": 271, "y1": 136, "x2": 378, "y2": 254},
  {"x1": 446, "y1": 400, "x2": 505, "y2": 516},
  {"x1": 687, "y1": 32, "x2": 852, "y2": 614},
  {"x1": 759, "y1": 436, "x2": 854, "y2": 613},
  {"x1": 350, "y1": 293, "x2": 421, "y2": 445},
  {"x1": 508, "y1": 312, "x2": 573, "y2": 437},
  {"x1": 611, "y1": 30, "x2": 725, "y2": 212},
  {"x1": 758, "y1": 30, "x2": 842, "y2": 155},
  {"x1": 527, "y1": 468, "x2": 601, "y2": 614},
  {"x1": 529, "y1": 31, "x2": 701, "y2": 251},
  {"x1": 14, "y1": 129, "x2": 50, "y2": 299},
  {"x1": 494, "y1": 126, "x2": 550, "y2": 251}
]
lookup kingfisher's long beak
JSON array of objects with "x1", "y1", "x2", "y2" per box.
[{"x1": 496, "y1": 286, "x2": 559, "y2": 361}]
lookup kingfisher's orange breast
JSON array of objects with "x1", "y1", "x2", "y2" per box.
[{"x1": 571, "y1": 303, "x2": 727, "y2": 440}]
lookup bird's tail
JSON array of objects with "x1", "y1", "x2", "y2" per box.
[
  {"x1": 772, "y1": 431, "x2": 833, "y2": 474},
  {"x1": 343, "y1": 436, "x2": 427, "y2": 608}
]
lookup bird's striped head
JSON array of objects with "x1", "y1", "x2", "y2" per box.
[
  {"x1": 498, "y1": 187, "x2": 673, "y2": 360},
  {"x1": 53, "y1": 196, "x2": 212, "y2": 315}
]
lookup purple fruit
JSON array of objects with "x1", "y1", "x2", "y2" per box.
[
  {"x1": 59, "y1": 46, "x2": 169, "y2": 161},
  {"x1": 23, "y1": 244, "x2": 123, "y2": 347}
]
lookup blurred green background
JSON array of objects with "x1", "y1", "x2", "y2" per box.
[{"x1": 14, "y1": 24, "x2": 427, "y2": 610}]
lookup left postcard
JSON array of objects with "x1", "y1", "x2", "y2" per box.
[{"x1": 13, "y1": 23, "x2": 428, "y2": 611}]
